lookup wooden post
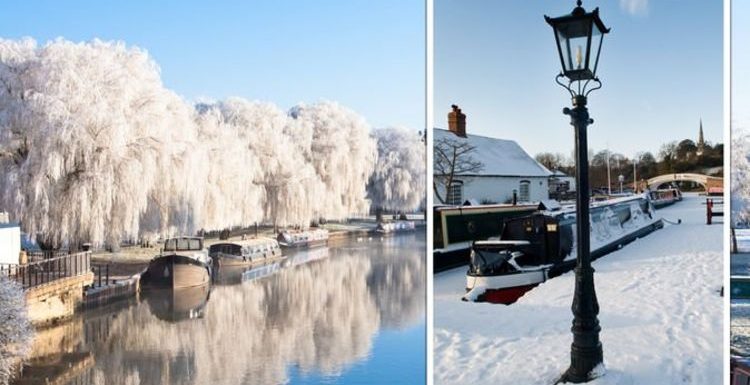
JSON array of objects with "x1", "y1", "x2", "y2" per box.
[{"x1": 706, "y1": 199, "x2": 712, "y2": 225}]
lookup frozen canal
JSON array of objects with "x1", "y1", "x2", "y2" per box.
[
  {"x1": 15, "y1": 232, "x2": 426, "y2": 385},
  {"x1": 434, "y1": 193, "x2": 722, "y2": 384}
]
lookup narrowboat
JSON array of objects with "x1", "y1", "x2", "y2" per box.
[
  {"x1": 463, "y1": 195, "x2": 664, "y2": 304},
  {"x1": 375, "y1": 220, "x2": 416, "y2": 235},
  {"x1": 732, "y1": 356, "x2": 750, "y2": 385},
  {"x1": 648, "y1": 188, "x2": 682, "y2": 208},
  {"x1": 209, "y1": 238, "x2": 282, "y2": 268},
  {"x1": 277, "y1": 228, "x2": 329, "y2": 249},
  {"x1": 433, "y1": 203, "x2": 541, "y2": 272},
  {"x1": 733, "y1": 276, "x2": 750, "y2": 299},
  {"x1": 141, "y1": 237, "x2": 212, "y2": 289}
]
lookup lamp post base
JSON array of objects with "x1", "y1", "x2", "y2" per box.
[{"x1": 557, "y1": 344, "x2": 604, "y2": 383}]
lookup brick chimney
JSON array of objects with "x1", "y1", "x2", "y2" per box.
[{"x1": 448, "y1": 104, "x2": 466, "y2": 137}]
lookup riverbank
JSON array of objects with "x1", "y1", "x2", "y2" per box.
[
  {"x1": 434, "y1": 193, "x2": 722, "y2": 384},
  {"x1": 14, "y1": 232, "x2": 426, "y2": 385}
]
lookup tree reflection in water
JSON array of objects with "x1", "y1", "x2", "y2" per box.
[{"x1": 17, "y1": 234, "x2": 425, "y2": 385}]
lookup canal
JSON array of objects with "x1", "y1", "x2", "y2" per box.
[{"x1": 14, "y1": 232, "x2": 426, "y2": 385}]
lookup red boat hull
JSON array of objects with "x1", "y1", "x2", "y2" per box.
[{"x1": 479, "y1": 284, "x2": 539, "y2": 304}]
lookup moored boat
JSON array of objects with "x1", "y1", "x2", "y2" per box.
[
  {"x1": 277, "y1": 228, "x2": 329, "y2": 249},
  {"x1": 376, "y1": 220, "x2": 416, "y2": 235},
  {"x1": 209, "y1": 238, "x2": 282, "y2": 268},
  {"x1": 433, "y1": 203, "x2": 540, "y2": 272},
  {"x1": 464, "y1": 195, "x2": 663, "y2": 304},
  {"x1": 141, "y1": 237, "x2": 212, "y2": 289},
  {"x1": 648, "y1": 188, "x2": 682, "y2": 208},
  {"x1": 731, "y1": 356, "x2": 750, "y2": 385},
  {"x1": 732, "y1": 275, "x2": 750, "y2": 299}
]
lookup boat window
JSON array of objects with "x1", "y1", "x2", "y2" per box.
[{"x1": 210, "y1": 243, "x2": 242, "y2": 255}]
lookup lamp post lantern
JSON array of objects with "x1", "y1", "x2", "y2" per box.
[
  {"x1": 618, "y1": 174, "x2": 624, "y2": 194},
  {"x1": 545, "y1": 1, "x2": 610, "y2": 382}
]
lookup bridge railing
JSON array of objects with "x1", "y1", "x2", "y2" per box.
[{"x1": 0, "y1": 251, "x2": 91, "y2": 290}]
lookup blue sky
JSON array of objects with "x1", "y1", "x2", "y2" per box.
[
  {"x1": 435, "y1": 0, "x2": 723, "y2": 159},
  {"x1": 734, "y1": 0, "x2": 750, "y2": 130},
  {"x1": 0, "y1": 0, "x2": 425, "y2": 130}
]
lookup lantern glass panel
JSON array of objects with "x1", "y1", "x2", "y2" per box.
[
  {"x1": 590, "y1": 26, "x2": 604, "y2": 76},
  {"x1": 559, "y1": 32, "x2": 589, "y2": 73},
  {"x1": 554, "y1": 17, "x2": 595, "y2": 79}
]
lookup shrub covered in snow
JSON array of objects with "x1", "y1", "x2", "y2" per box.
[{"x1": 0, "y1": 276, "x2": 32, "y2": 385}]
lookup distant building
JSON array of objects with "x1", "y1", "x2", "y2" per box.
[
  {"x1": 434, "y1": 105, "x2": 551, "y2": 205},
  {"x1": 0, "y1": 213, "x2": 20, "y2": 265},
  {"x1": 697, "y1": 118, "x2": 706, "y2": 156}
]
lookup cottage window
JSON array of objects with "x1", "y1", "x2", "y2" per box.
[
  {"x1": 447, "y1": 181, "x2": 463, "y2": 205},
  {"x1": 519, "y1": 180, "x2": 530, "y2": 202}
]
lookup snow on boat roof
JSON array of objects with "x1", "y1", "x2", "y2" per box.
[
  {"x1": 211, "y1": 237, "x2": 278, "y2": 247},
  {"x1": 433, "y1": 128, "x2": 552, "y2": 177},
  {"x1": 474, "y1": 240, "x2": 530, "y2": 246}
]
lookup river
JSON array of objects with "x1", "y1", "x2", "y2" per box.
[{"x1": 14, "y1": 232, "x2": 426, "y2": 385}]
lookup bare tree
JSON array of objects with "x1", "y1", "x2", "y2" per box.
[{"x1": 433, "y1": 136, "x2": 484, "y2": 204}]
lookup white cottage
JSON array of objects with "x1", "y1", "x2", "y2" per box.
[
  {"x1": 434, "y1": 105, "x2": 552, "y2": 205},
  {"x1": 0, "y1": 213, "x2": 20, "y2": 265}
]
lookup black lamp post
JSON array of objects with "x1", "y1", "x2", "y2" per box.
[{"x1": 545, "y1": 1, "x2": 610, "y2": 383}]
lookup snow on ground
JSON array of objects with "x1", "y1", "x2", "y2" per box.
[{"x1": 434, "y1": 193, "x2": 722, "y2": 384}]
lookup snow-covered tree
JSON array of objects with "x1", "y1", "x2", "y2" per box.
[
  {"x1": 198, "y1": 99, "x2": 324, "y2": 229},
  {"x1": 732, "y1": 128, "x2": 750, "y2": 224},
  {"x1": 0, "y1": 277, "x2": 32, "y2": 385},
  {"x1": 368, "y1": 127, "x2": 425, "y2": 219},
  {"x1": 433, "y1": 135, "x2": 484, "y2": 204},
  {"x1": 0, "y1": 38, "x2": 394, "y2": 247},
  {"x1": 290, "y1": 102, "x2": 377, "y2": 221},
  {"x1": 0, "y1": 38, "x2": 203, "y2": 248}
]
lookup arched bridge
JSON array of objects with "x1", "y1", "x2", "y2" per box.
[{"x1": 646, "y1": 173, "x2": 723, "y2": 192}]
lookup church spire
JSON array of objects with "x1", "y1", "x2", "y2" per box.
[{"x1": 697, "y1": 118, "x2": 705, "y2": 156}]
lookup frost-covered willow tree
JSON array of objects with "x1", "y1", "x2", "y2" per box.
[
  {"x1": 0, "y1": 277, "x2": 32, "y2": 385},
  {"x1": 0, "y1": 38, "x2": 385, "y2": 248},
  {"x1": 198, "y1": 99, "x2": 323, "y2": 229},
  {"x1": 0, "y1": 38, "x2": 202, "y2": 248},
  {"x1": 732, "y1": 128, "x2": 750, "y2": 224},
  {"x1": 290, "y1": 102, "x2": 377, "y2": 221},
  {"x1": 367, "y1": 127, "x2": 425, "y2": 219}
]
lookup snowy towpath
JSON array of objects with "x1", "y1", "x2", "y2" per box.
[{"x1": 434, "y1": 193, "x2": 722, "y2": 385}]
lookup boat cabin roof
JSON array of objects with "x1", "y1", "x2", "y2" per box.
[
  {"x1": 210, "y1": 238, "x2": 279, "y2": 248},
  {"x1": 474, "y1": 240, "x2": 530, "y2": 246},
  {"x1": 163, "y1": 237, "x2": 204, "y2": 252}
]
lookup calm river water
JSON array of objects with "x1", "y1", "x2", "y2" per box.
[{"x1": 14, "y1": 232, "x2": 426, "y2": 385}]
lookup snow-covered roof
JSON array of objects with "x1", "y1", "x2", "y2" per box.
[{"x1": 434, "y1": 128, "x2": 552, "y2": 177}]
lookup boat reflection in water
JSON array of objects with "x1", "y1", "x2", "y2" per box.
[
  {"x1": 13, "y1": 233, "x2": 425, "y2": 385},
  {"x1": 144, "y1": 284, "x2": 211, "y2": 322}
]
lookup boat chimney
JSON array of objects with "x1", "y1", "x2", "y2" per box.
[{"x1": 448, "y1": 104, "x2": 467, "y2": 138}]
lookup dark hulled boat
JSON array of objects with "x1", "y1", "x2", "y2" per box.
[
  {"x1": 433, "y1": 203, "x2": 540, "y2": 272},
  {"x1": 141, "y1": 237, "x2": 212, "y2": 289},
  {"x1": 463, "y1": 195, "x2": 663, "y2": 304}
]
